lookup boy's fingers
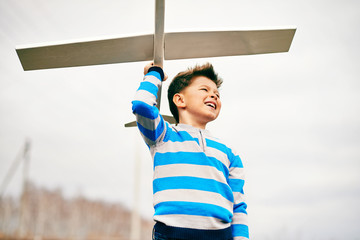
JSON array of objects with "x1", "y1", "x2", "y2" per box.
[
  {"x1": 144, "y1": 62, "x2": 154, "y2": 75},
  {"x1": 144, "y1": 62, "x2": 167, "y2": 81}
]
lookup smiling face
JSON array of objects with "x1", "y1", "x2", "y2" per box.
[{"x1": 174, "y1": 75, "x2": 222, "y2": 129}]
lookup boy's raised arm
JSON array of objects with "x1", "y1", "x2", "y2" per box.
[{"x1": 131, "y1": 63, "x2": 167, "y2": 146}]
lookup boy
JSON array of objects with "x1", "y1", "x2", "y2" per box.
[{"x1": 132, "y1": 62, "x2": 249, "y2": 240}]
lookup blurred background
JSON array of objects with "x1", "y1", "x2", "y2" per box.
[{"x1": 1, "y1": 0, "x2": 359, "y2": 239}]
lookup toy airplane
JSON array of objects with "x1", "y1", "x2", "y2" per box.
[{"x1": 16, "y1": 0, "x2": 296, "y2": 127}]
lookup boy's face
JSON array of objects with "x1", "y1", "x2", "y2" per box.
[{"x1": 179, "y1": 76, "x2": 221, "y2": 125}]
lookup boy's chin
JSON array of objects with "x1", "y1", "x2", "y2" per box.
[{"x1": 203, "y1": 113, "x2": 219, "y2": 123}]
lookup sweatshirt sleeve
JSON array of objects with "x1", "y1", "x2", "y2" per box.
[
  {"x1": 228, "y1": 152, "x2": 249, "y2": 239},
  {"x1": 131, "y1": 67, "x2": 167, "y2": 147}
]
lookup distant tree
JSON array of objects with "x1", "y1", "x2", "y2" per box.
[{"x1": 0, "y1": 181, "x2": 152, "y2": 240}]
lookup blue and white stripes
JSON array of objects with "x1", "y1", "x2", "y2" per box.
[
  {"x1": 132, "y1": 69, "x2": 249, "y2": 239},
  {"x1": 132, "y1": 71, "x2": 166, "y2": 146}
]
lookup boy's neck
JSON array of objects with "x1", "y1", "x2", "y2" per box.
[{"x1": 178, "y1": 117, "x2": 207, "y2": 129}]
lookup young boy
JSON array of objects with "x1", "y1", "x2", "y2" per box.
[{"x1": 132, "y1": 62, "x2": 249, "y2": 240}]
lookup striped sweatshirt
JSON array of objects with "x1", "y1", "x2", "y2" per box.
[{"x1": 132, "y1": 67, "x2": 249, "y2": 240}]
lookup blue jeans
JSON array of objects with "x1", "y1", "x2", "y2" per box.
[
  {"x1": 152, "y1": 228, "x2": 233, "y2": 240},
  {"x1": 152, "y1": 230, "x2": 170, "y2": 240},
  {"x1": 152, "y1": 222, "x2": 233, "y2": 240},
  {"x1": 152, "y1": 229, "x2": 181, "y2": 240}
]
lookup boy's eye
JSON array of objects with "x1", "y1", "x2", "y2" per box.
[{"x1": 200, "y1": 88, "x2": 208, "y2": 92}]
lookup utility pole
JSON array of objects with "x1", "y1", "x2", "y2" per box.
[
  {"x1": 18, "y1": 139, "x2": 31, "y2": 238},
  {"x1": 0, "y1": 139, "x2": 32, "y2": 238},
  {"x1": 0, "y1": 139, "x2": 31, "y2": 199},
  {"x1": 130, "y1": 135, "x2": 142, "y2": 240}
]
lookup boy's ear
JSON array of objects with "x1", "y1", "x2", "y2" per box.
[{"x1": 173, "y1": 93, "x2": 186, "y2": 108}]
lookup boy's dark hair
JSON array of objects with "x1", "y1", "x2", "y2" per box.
[{"x1": 167, "y1": 63, "x2": 223, "y2": 123}]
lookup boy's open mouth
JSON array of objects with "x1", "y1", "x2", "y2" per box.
[{"x1": 205, "y1": 101, "x2": 216, "y2": 109}]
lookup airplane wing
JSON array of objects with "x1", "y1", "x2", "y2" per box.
[
  {"x1": 16, "y1": 28, "x2": 295, "y2": 71},
  {"x1": 165, "y1": 28, "x2": 296, "y2": 60},
  {"x1": 16, "y1": 34, "x2": 154, "y2": 71}
]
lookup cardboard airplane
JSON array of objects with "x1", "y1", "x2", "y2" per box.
[{"x1": 16, "y1": 0, "x2": 296, "y2": 127}]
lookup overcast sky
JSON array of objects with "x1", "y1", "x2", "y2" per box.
[{"x1": 1, "y1": 0, "x2": 359, "y2": 239}]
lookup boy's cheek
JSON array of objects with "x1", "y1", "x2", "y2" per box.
[{"x1": 217, "y1": 102, "x2": 222, "y2": 111}]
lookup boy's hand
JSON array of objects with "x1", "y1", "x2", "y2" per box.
[
  {"x1": 143, "y1": 62, "x2": 154, "y2": 75},
  {"x1": 144, "y1": 62, "x2": 168, "y2": 81}
]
